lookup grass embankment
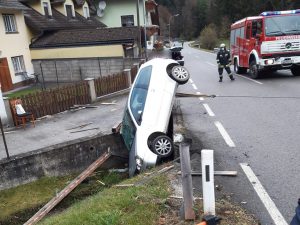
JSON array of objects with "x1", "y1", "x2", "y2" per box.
[
  {"x1": 0, "y1": 165, "x2": 259, "y2": 225},
  {"x1": 0, "y1": 171, "x2": 124, "y2": 225}
]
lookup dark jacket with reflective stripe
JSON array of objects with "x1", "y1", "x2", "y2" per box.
[
  {"x1": 291, "y1": 199, "x2": 300, "y2": 225},
  {"x1": 216, "y1": 49, "x2": 231, "y2": 65}
]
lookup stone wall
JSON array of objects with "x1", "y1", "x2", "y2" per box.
[
  {"x1": 0, "y1": 133, "x2": 128, "y2": 190},
  {"x1": 32, "y1": 57, "x2": 141, "y2": 83}
]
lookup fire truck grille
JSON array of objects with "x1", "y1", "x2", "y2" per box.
[{"x1": 261, "y1": 40, "x2": 300, "y2": 54}]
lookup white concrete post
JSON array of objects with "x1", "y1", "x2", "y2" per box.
[
  {"x1": 201, "y1": 149, "x2": 216, "y2": 215},
  {"x1": 85, "y1": 78, "x2": 97, "y2": 103},
  {"x1": 124, "y1": 69, "x2": 132, "y2": 87},
  {"x1": 0, "y1": 85, "x2": 8, "y2": 125}
]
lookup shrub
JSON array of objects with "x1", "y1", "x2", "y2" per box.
[{"x1": 199, "y1": 23, "x2": 218, "y2": 50}]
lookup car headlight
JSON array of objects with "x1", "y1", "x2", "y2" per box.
[{"x1": 136, "y1": 157, "x2": 143, "y2": 171}]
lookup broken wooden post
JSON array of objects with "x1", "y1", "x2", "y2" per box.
[
  {"x1": 85, "y1": 78, "x2": 97, "y2": 103},
  {"x1": 180, "y1": 143, "x2": 195, "y2": 220},
  {"x1": 201, "y1": 149, "x2": 216, "y2": 215},
  {"x1": 24, "y1": 149, "x2": 112, "y2": 225},
  {"x1": 124, "y1": 69, "x2": 132, "y2": 87}
]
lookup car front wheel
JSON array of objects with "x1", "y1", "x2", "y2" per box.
[
  {"x1": 171, "y1": 66, "x2": 190, "y2": 84},
  {"x1": 151, "y1": 135, "x2": 174, "y2": 158},
  {"x1": 291, "y1": 66, "x2": 300, "y2": 76}
]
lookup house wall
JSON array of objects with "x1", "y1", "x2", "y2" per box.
[
  {"x1": 55, "y1": 0, "x2": 75, "y2": 17},
  {"x1": 30, "y1": 0, "x2": 52, "y2": 15},
  {"x1": 95, "y1": 0, "x2": 146, "y2": 27},
  {"x1": 0, "y1": 9, "x2": 34, "y2": 85},
  {"x1": 32, "y1": 57, "x2": 140, "y2": 82},
  {"x1": 30, "y1": 45, "x2": 124, "y2": 59},
  {"x1": 76, "y1": 1, "x2": 89, "y2": 17}
]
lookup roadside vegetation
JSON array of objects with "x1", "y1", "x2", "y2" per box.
[
  {"x1": 0, "y1": 164, "x2": 259, "y2": 225},
  {"x1": 3, "y1": 86, "x2": 41, "y2": 99}
]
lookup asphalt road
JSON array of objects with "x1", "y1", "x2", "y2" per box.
[{"x1": 176, "y1": 44, "x2": 300, "y2": 224}]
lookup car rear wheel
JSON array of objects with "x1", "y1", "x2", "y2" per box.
[
  {"x1": 171, "y1": 66, "x2": 190, "y2": 84},
  {"x1": 151, "y1": 135, "x2": 174, "y2": 158}
]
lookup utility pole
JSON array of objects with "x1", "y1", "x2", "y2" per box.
[{"x1": 0, "y1": 116, "x2": 9, "y2": 159}]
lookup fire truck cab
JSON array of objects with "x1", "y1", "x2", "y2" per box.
[{"x1": 230, "y1": 10, "x2": 300, "y2": 78}]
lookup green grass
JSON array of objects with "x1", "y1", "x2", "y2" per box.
[
  {"x1": 0, "y1": 171, "x2": 124, "y2": 225},
  {"x1": 38, "y1": 174, "x2": 170, "y2": 225},
  {"x1": 4, "y1": 86, "x2": 41, "y2": 98}
]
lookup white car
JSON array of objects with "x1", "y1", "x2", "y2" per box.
[{"x1": 121, "y1": 58, "x2": 190, "y2": 176}]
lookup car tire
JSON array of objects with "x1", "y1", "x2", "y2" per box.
[
  {"x1": 291, "y1": 66, "x2": 300, "y2": 76},
  {"x1": 171, "y1": 65, "x2": 190, "y2": 84},
  {"x1": 151, "y1": 135, "x2": 174, "y2": 158},
  {"x1": 249, "y1": 60, "x2": 261, "y2": 79}
]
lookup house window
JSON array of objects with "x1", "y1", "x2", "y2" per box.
[
  {"x1": 83, "y1": 6, "x2": 90, "y2": 18},
  {"x1": 43, "y1": 2, "x2": 50, "y2": 17},
  {"x1": 121, "y1": 15, "x2": 134, "y2": 27},
  {"x1": 3, "y1": 14, "x2": 17, "y2": 33},
  {"x1": 66, "y1": 5, "x2": 74, "y2": 18},
  {"x1": 11, "y1": 56, "x2": 26, "y2": 74}
]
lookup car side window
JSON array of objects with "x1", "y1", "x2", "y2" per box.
[
  {"x1": 129, "y1": 65, "x2": 152, "y2": 124},
  {"x1": 121, "y1": 107, "x2": 136, "y2": 150}
]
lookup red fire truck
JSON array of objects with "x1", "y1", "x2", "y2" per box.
[{"x1": 230, "y1": 10, "x2": 300, "y2": 78}]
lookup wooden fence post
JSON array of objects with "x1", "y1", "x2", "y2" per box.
[
  {"x1": 85, "y1": 78, "x2": 97, "y2": 103},
  {"x1": 180, "y1": 143, "x2": 196, "y2": 220},
  {"x1": 124, "y1": 69, "x2": 132, "y2": 87}
]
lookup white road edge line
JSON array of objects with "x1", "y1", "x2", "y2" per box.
[
  {"x1": 189, "y1": 78, "x2": 194, "y2": 84},
  {"x1": 214, "y1": 121, "x2": 235, "y2": 147},
  {"x1": 235, "y1": 74, "x2": 263, "y2": 85},
  {"x1": 240, "y1": 163, "x2": 288, "y2": 225},
  {"x1": 192, "y1": 83, "x2": 198, "y2": 90},
  {"x1": 203, "y1": 104, "x2": 215, "y2": 117}
]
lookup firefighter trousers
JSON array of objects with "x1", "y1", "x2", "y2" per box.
[{"x1": 218, "y1": 65, "x2": 232, "y2": 77}]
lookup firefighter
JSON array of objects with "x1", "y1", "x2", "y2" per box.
[
  {"x1": 290, "y1": 198, "x2": 300, "y2": 225},
  {"x1": 216, "y1": 43, "x2": 234, "y2": 82}
]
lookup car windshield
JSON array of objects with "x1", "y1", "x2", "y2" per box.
[
  {"x1": 129, "y1": 65, "x2": 152, "y2": 124},
  {"x1": 265, "y1": 15, "x2": 300, "y2": 36}
]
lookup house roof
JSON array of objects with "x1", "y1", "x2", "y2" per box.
[
  {"x1": 23, "y1": 7, "x2": 106, "y2": 32},
  {"x1": 30, "y1": 26, "x2": 140, "y2": 48},
  {"x1": 0, "y1": 0, "x2": 27, "y2": 10}
]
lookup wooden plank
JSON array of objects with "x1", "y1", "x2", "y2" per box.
[
  {"x1": 177, "y1": 171, "x2": 238, "y2": 176},
  {"x1": 179, "y1": 143, "x2": 195, "y2": 220},
  {"x1": 24, "y1": 150, "x2": 112, "y2": 225}
]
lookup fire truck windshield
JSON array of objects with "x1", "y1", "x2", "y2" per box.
[{"x1": 265, "y1": 15, "x2": 300, "y2": 36}]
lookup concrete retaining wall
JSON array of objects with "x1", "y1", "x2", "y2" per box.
[
  {"x1": 33, "y1": 58, "x2": 141, "y2": 83},
  {"x1": 0, "y1": 133, "x2": 128, "y2": 190}
]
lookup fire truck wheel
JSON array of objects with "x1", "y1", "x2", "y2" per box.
[
  {"x1": 249, "y1": 61, "x2": 261, "y2": 79},
  {"x1": 234, "y1": 61, "x2": 247, "y2": 74},
  {"x1": 291, "y1": 66, "x2": 300, "y2": 76}
]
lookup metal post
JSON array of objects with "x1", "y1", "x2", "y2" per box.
[
  {"x1": 54, "y1": 61, "x2": 59, "y2": 88},
  {"x1": 136, "y1": 0, "x2": 142, "y2": 57},
  {"x1": 40, "y1": 62, "x2": 46, "y2": 90},
  {"x1": 142, "y1": 0, "x2": 148, "y2": 60},
  {"x1": 179, "y1": 143, "x2": 195, "y2": 220},
  {"x1": 169, "y1": 14, "x2": 179, "y2": 44},
  {"x1": 201, "y1": 149, "x2": 216, "y2": 215},
  {"x1": 0, "y1": 116, "x2": 9, "y2": 159}
]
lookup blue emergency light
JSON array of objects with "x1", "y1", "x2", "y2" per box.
[{"x1": 260, "y1": 9, "x2": 300, "y2": 16}]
